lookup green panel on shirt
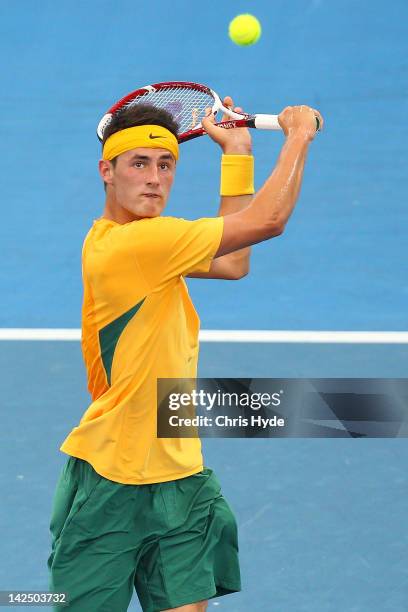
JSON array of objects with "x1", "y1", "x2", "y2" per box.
[{"x1": 99, "y1": 298, "x2": 146, "y2": 386}]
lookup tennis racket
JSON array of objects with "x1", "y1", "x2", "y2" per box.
[{"x1": 96, "y1": 81, "x2": 320, "y2": 143}]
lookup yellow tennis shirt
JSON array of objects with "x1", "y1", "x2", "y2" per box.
[{"x1": 60, "y1": 215, "x2": 224, "y2": 484}]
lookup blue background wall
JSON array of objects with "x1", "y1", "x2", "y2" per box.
[{"x1": 1, "y1": 0, "x2": 407, "y2": 330}]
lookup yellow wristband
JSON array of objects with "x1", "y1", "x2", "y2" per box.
[{"x1": 220, "y1": 154, "x2": 255, "y2": 196}]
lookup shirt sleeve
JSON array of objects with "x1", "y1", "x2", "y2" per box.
[{"x1": 113, "y1": 215, "x2": 224, "y2": 288}]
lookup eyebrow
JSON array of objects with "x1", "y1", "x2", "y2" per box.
[{"x1": 129, "y1": 153, "x2": 174, "y2": 162}]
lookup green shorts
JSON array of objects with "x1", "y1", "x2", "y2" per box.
[{"x1": 47, "y1": 456, "x2": 241, "y2": 611}]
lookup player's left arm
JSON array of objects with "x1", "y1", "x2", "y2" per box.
[{"x1": 186, "y1": 96, "x2": 252, "y2": 280}]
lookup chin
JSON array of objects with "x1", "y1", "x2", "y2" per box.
[
  {"x1": 142, "y1": 211, "x2": 161, "y2": 218},
  {"x1": 146, "y1": 200, "x2": 165, "y2": 215},
  {"x1": 129, "y1": 202, "x2": 164, "y2": 219}
]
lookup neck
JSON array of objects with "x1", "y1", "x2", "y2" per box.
[{"x1": 102, "y1": 192, "x2": 140, "y2": 224}]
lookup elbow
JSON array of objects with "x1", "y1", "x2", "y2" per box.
[
  {"x1": 229, "y1": 264, "x2": 249, "y2": 280},
  {"x1": 231, "y1": 270, "x2": 248, "y2": 280},
  {"x1": 265, "y1": 217, "x2": 285, "y2": 238},
  {"x1": 273, "y1": 222, "x2": 285, "y2": 237}
]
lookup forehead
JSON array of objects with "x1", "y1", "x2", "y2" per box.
[{"x1": 119, "y1": 147, "x2": 175, "y2": 162}]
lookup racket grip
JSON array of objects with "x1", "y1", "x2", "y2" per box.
[
  {"x1": 253, "y1": 114, "x2": 281, "y2": 130},
  {"x1": 254, "y1": 114, "x2": 321, "y2": 132}
]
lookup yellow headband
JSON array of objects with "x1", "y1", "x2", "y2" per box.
[{"x1": 102, "y1": 125, "x2": 179, "y2": 161}]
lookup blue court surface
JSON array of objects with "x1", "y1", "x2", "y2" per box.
[{"x1": 1, "y1": 0, "x2": 408, "y2": 610}]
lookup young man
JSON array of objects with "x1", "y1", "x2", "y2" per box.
[{"x1": 47, "y1": 97, "x2": 323, "y2": 612}]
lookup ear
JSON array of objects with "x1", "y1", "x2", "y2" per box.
[{"x1": 99, "y1": 159, "x2": 114, "y2": 185}]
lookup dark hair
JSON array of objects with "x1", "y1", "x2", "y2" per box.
[
  {"x1": 103, "y1": 103, "x2": 179, "y2": 149},
  {"x1": 101, "y1": 103, "x2": 179, "y2": 190}
]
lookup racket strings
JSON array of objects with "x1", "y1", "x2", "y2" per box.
[{"x1": 124, "y1": 87, "x2": 216, "y2": 134}]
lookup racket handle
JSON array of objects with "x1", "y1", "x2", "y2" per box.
[
  {"x1": 254, "y1": 114, "x2": 321, "y2": 132},
  {"x1": 253, "y1": 114, "x2": 281, "y2": 130}
]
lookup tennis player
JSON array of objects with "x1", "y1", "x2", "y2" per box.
[{"x1": 47, "y1": 97, "x2": 323, "y2": 611}]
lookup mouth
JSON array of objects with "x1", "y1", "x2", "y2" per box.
[{"x1": 142, "y1": 193, "x2": 160, "y2": 198}]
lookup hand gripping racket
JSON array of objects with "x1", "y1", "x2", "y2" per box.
[{"x1": 96, "y1": 81, "x2": 320, "y2": 143}]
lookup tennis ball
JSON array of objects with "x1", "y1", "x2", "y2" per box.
[{"x1": 228, "y1": 14, "x2": 262, "y2": 46}]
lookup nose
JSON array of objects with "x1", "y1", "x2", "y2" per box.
[{"x1": 146, "y1": 165, "x2": 160, "y2": 186}]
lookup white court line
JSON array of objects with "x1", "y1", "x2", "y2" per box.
[{"x1": 0, "y1": 329, "x2": 408, "y2": 343}]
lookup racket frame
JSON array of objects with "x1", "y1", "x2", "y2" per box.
[{"x1": 96, "y1": 80, "x2": 315, "y2": 143}]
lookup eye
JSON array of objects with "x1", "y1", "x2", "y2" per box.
[
  {"x1": 162, "y1": 162, "x2": 174, "y2": 170},
  {"x1": 134, "y1": 161, "x2": 144, "y2": 168}
]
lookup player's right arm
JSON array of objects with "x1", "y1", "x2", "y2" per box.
[{"x1": 204, "y1": 105, "x2": 324, "y2": 257}]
